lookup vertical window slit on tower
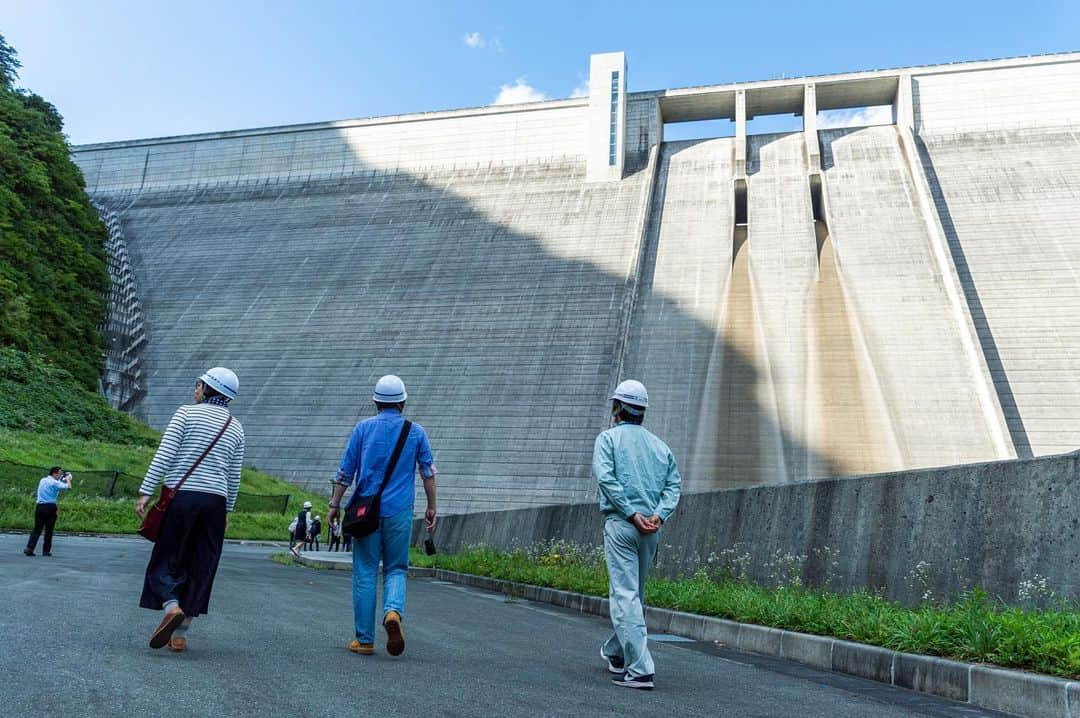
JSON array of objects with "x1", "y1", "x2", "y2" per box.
[{"x1": 608, "y1": 71, "x2": 620, "y2": 165}]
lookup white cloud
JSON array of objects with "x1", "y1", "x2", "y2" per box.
[
  {"x1": 818, "y1": 105, "x2": 894, "y2": 129},
  {"x1": 493, "y1": 78, "x2": 549, "y2": 105},
  {"x1": 463, "y1": 32, "x2": 485, "y2": 49},
  {"x1": 570, "y1": 80, "x2": 589, "y2": 99}
]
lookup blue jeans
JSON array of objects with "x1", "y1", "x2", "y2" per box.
[{"x1": 351, "y1": 507, "x2": 412, "y2": 642}]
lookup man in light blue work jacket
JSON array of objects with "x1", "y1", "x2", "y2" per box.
[{"x1": 594, "y1": 380, "x2": 681, "y2": 690}]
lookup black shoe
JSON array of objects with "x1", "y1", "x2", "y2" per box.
[
  {"x1": 601, "y1": 647, "x2": 625, "y2": 674},
  {"x1": 43, "y1": 552, "x2": 52, "y2": 557},
  {"x1": 23, "y1": 548, "x2": 34, "y2": 556},
  {"x1": 612, "y1": 673, "x2": 654, "y2": 690}
]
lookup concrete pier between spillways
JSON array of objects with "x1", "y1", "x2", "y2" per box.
[{"x1": 417, "y1": 451, "x2": 1080, "y2": 606}]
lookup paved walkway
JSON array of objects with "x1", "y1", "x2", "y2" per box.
[{"x1": 1, "y1": 534, "x2": 1009, "y2": 717}]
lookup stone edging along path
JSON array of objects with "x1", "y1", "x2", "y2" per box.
[{"x1": 292, "y1": 553, "x2": 1077, "y2": 718}]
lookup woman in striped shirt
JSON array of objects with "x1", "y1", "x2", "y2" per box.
[{"x1": 135, "y1": 367, "x2": 245, "y2": 652}]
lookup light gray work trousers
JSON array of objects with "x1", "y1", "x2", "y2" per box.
[{"x1": 601, "y1": 516, "x2": 660, "y2": 678}]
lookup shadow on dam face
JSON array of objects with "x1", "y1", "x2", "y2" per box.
[{"x1": 92, "y1": 129, "x2": 853, "y2": 509}]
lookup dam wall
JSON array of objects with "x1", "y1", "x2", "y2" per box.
[{"x1": 73, "y1": 52, "x2": 1080, "y2": 513}]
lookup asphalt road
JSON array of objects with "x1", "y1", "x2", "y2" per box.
[{"x1": 0, "y1": 534, "x2": 1010, "y2": 718}]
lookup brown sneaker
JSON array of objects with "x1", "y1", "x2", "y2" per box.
[
  {"x1": 149, "y1": 606, "x2": 185, "y2": 649},
  {"x1": 168, "y1": 635, "x2": 187, "y2": 652},
  {"x1": 348, "y1": 639, "x2": 374, "y2": 655},
  {"x1": 383, "y1": 610, "x2": 404, "y2": 656}
]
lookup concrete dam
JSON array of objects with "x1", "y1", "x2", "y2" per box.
[{"x1": 74, "y1": 52, "x2": 1080, "y2": 514}]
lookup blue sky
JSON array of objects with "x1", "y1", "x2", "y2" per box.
[{"x1": 1, "y1": 0, "x2": 1077, "y2": 145}]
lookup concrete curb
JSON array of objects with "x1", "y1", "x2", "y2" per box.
[{"x1": 287, "y1": 555, "x2": 1075, "y2": 718}]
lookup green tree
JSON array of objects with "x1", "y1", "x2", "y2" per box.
[
  {"x1": 0, "y1": 34, "x2": 20, "y2": 88},
  {"x1": 0, "y1": 33, "x2": 109, "y2": 388}
]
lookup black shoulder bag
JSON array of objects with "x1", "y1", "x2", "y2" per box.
[{"x1": 342, "y1": 420, "x2": 412, "y2": 539}]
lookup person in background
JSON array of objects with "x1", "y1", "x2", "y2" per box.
[
  {"x1": 310, "y1": 515, "x2": 322, "y2": 551},
  {"x1": 328, "y1": 516, "x2": 342, "y2": 552},
  {"x1": 594, "y1": 380, "x2": 681, "y2": 691},
  {"x1": 24, "y1": 466, "x2": 72, "y2": 556},
  {"x1": 135, "y1": 367, "x2": 245, "y2": 654},
  {"x1": 327, "y1": 375, "x2": 437, "y2": 657},
  {"x1": 291, "y1": 501, "x2": 312, "y2": 558}
]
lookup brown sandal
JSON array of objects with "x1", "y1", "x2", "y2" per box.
[{"x1": 150, "y1": 607, "x2": 185, "y2": 649}]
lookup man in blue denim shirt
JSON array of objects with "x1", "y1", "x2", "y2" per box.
[{"x1": 327, "y1": 375, "x2": 437, "y2": 657}]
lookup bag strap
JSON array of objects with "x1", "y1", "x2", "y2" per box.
[
  {"x1": 173, "y1": 414, "x2": 233, "y2": 493},
  {"x1": 373, "y1": 420, "x2": 412, "y2": 498}
]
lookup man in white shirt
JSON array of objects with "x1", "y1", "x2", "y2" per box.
[{"x1": 24, "y1": 466, "x2": 72, "y2": 556}]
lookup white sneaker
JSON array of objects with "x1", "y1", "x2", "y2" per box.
[{"x1": 612, "y1": 673, "x2": 654, "y2": 690}]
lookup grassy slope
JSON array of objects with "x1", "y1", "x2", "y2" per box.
[
  {"x1": 0, "y1": 348, "x2": 157, "y2": 445},
  {"x1": 0, "y1": 427, "x2": 327, "y2": 499},
  {"x1": 0, "y1": 428, "x2": 329, "y2": 540},
  {"x1": 0, "y1": 493, "x2": 294, "y2": 540}
]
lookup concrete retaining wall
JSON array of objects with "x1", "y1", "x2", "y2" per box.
[{"x1": 417, "y1": 451, "x2": 1080, "y2": 605}]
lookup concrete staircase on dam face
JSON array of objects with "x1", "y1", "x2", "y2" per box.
[
  {"x1": 102, "y1": 161, "x2": 650, "y2": 513},
  {"x1": 623, "y1": 127, "x2": 1006, "y2": 493},
  {"x1": 917, "y1": 126, "x2": 1080, "y2": 458}
]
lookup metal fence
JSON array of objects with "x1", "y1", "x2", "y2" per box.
[{"x1": 0, "y1": 461, "x2": 290, "y2": 514}]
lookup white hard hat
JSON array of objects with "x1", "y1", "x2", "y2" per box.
[
  {"x1": 199, "y1": 367, "x2": 239, "y2": 399},
  {"x1": 611, "y1": 379, "x2": 648, "y2": 409},
  {"x1": 373, "y1": 374, "x2": 407, "y2": 403},
  {"x1": 302, "y1": 501, "x2": 312, "y2": 509}
]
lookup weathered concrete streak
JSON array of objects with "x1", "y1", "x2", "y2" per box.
[{"x1": 419, "y1": 451, "x2": 1080, "y2": 605}]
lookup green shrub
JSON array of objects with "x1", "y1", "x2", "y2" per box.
[{"x1": 0, "y1": 348, "x2": 158, "y2": 445}]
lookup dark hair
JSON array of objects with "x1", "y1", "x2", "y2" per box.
[
  {"x1": 375, "y1": 401, "x2": 405, "y2": 412},
  {"x1": 49, "y1": 466, "x2": 63, "y2": 476},
  {"x1": 612, "y1": 400, "x2": 644, "y2": 425},
  {"x1": 202, "y1": 383, "x2": 224, "y2": 400}
]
